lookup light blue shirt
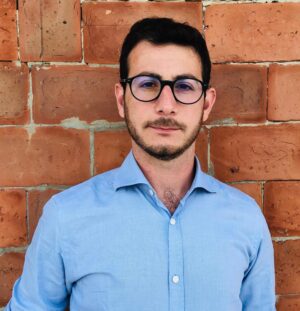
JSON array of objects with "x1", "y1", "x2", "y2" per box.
[{"x1": 6, "y1": 151, "x2": 275, "y2": 311}]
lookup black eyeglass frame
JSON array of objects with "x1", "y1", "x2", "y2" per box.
[{"x1": 120, "y1": 75, "x2": 209, "y2": 105}]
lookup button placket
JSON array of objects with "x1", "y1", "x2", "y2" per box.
[
  {"x1": 170, "y1": 218, "x2": 176, "y2": 225},
  {"x1": 172, "y1": 275, "x2": 180, "y2": 284},
  {"x1": 168, "y1": 217, "x2": 184, "y2": 310}
]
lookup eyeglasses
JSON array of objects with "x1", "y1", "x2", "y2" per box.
[{"x1": 121, "y1": 75, "x2": 208, "y2": 105}]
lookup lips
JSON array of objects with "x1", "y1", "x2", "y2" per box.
[{"x1": 149, "y1": 126, "x2": 179, "y2": 131}]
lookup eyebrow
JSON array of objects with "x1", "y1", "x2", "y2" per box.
[{"x1": 136, "y1": 72, "x2": 200, "y2": 81}]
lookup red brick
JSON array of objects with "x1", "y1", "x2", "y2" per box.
[
  {"x1": 0, "y1": 252, "x2": 25, "y2": 306},
  {"x1": 264, "y1": 182, "x2": 300, "y2": 237},
  {"x1": 0, "y1": 127, "x2": 90, "y2": 186},
  {"x1": 28, "y1": 189, "x2": 60, "y2": 241},
  {"x1": 32, "y1": 66, "x2": 121, "y2": 123},
  {"x1": 205, "y1": 3, "x2": 300, "y2": 62},
  {"x1": 268, "y1": 64, "x2": 300, "y2": 121},
  {"x1": 0, "y1": 190, "x2": 27, "y2": 247},
  {"x1": 277, "y1": 295, "x2": 300, "y2": 311},
  {"x1": 231, "y1": 183, "x2": 262, "y2": 207},
  {"x1": 0, "y1": 63, "x2": 29, "y2": 124},
  {"x1": 94, "y1": 130, "x2": 131, "y2": 174},
  {"x1": 83, "y1": 2, "x2": 202, "y2": 64},
  {"x1": 18, "y1": 0, "x2": 81, "y2": 61},
  {"x1": 0, "y1": 5, "x2": 17, "y2": 60},
  {"x1": 210, "y1": 124, "x2": 300, "y2": 182},
  {"x1": 209, "y1": 65, "x2": 267, "y2": 124},
  {"x1": 195, "y1": 127, "x2": 208, "y2": 173},
  {"x1": 274, "y1": 240, "x2": 300, "y2": 295},
  {"x1": 0, "y1": 1, "x2": 16, "y2": 9}
]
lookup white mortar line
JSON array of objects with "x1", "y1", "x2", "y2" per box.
[
  {"x1": 203, "y1": 0, "x2": 300, "y2": 7},
  {"x1": 24, "y1": 61, "x2": 300, "y2": 68},
  {"x1": 272, "y1": 236, "x2": 300, "y2": 242},
  {"x1": 204, "y1": 120, "x2": 300, "y2": 128},
  {"x1": 207, "y1": 129, "x2": 214, "y2": 176},
  {"x1": 25, "y1": 190, "x2": 30, "y2": 244},
  {"x1": 87, "y1": 63, "x2": 119, "y2": 68},
  {"x1": 16, "y1": 7, "x2": 20, "y2": 61},
  {"x1": 89, "y1": 129, "x2": 95, "y2": 177},
  {"x1": 28, "y1": 70, "x2": 34, "y2": 124},
  {"x1": 1, "y1": 120, "x2": 300, "y2": 130},
  {"x1": 213, "y1": 61, "x2": 300, "y2": 66},
  {"x1": 80, "y1": 6, "x2": 86, "y2": 65},
  {"x1": 260, "y1": 181, "x2": 265, "y2": 210},
  {"x1": 0, "y1": 185, "x2": 69, "y2": 191},
  {"x1": 0, "y1": 246, "x2": 27, "y2": 255}
]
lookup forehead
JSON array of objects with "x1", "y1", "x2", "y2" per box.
[{"x1": 127, "y1": 41, "x2": 202, "y2": 79}]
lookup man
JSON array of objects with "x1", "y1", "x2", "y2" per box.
[{"x1": 6, "y1": 18, "x2": 275, "y2": 310}]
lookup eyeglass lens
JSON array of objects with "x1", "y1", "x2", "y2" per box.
[{"x1": 131, "y1": 76, "x2": 203, "y2": 104}]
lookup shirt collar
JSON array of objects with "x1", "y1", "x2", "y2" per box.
[
  {"x1": 113, "y1": 151, "x2": 150, "y2": 190},
  {"x1": 190, "y1": 157, "x2": 219, "y2": 193},
  {"x1": 113, "y1": 150, "x2": 219, "y2": 193}
]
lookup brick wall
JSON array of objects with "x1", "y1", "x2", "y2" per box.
[{"x1": 0, "y1": 0, "x2": 299, "y2": 309}]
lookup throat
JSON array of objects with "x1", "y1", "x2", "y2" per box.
[{"x1": 162, "y1": 189, "x2": 180, "y2": 214}]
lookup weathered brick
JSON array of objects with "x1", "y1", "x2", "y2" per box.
[
  {"x1": 205, "y1": 3, "x2": 300, "y2": 62},
  {"x1": 0, "y1": 127, "x2": 90, "y2": 186},
  {"x1": 195, "y1": 127, "x2": 208, "y2": 173},
  {"x1": 210, "y1": 124, "x2": 300, "y2": 182},
  {"x1": 94, "y1": 130, "x2": 131, "y2": 174},
  {"x1": 32, "y1": 66, "x2": 120, "y2": 123},
  {"x1": 28, "y1": 189, "x2": 60, "y2": 241},
  {"x1": 19, "y1": 0, "x2": 81, "y2": 61},
  {"x1": 231, "y1": 183, "x2": 262, "y2": 207},
  {"x1": 264, "y1": 182, "x2": 300, "y2": 237},
  {"x1": 209, "y1": 65, "x2": 267, "y2": 124},
  {"x1": 0, "y1": 190, "x2": 26, "y2": 247},
  {"x1": 274, "y1": 240, "x2": 300, "y2": 295},
  {"x1": 268, "y1": 64, "x2": 300, "y2": 121},
  {"x1": 276, "y1": 295, "x2": 300, "y2": 311},
  {"x1": 0, "y1": 252, "x2": 25, "y2": 307},
  {"x1": 0, "y1": 1, "x2": 16, "y2": 9},
  {"x1": 0, "y1": 63, "x2": 29, "y2": 124},
  {"x1": 0, "y1": 5, "x2": 17, "y2": 60},
  {"x1": 83, "y1": 2, "x2": 202, "y2": 64}
]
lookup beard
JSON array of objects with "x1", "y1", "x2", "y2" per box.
[{"x1": 124, "y1": 102, "x2": 203, "y2": 161}]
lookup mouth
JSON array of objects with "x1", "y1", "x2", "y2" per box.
[{"x1": 149, "y1": 125, "x2": 180, "y2": 131}]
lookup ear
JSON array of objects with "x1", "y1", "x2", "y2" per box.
[
  {"x1": 115, "y1": 83, "x2": 125, "y2": 118},
  {"x1": 202, "y1": 87, "x2": 216, "y2": 122}
]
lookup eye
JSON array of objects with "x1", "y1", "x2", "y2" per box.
[
  {"x1": 134, "y1": 76, "x2": 160, "y2": 89},
  {"x1": 175, "y1": 80, "x2": 195, "y2": 92}
]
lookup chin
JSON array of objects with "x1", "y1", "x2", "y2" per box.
[{"x1": 142, "y1": 144, "x2": 187, "y2": 161}]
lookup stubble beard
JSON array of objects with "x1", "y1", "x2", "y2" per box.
[{"x1": 124, "y1": 101, "x2": 204, "y2": 161}]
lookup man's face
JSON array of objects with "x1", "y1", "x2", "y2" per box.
[{"x1": 115, "y1": 41, "x2": 215, "y2": 161}]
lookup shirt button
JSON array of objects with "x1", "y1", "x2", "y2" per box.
[
  {"x1": 172, "y1": 275, "x2": 180, "y2": 284},
  {"x1": 170, "y1": 218, "x2": 176, "y2": 225},
  {"x1": 149, "y1": 189, "x2": 154, "y2": 196}
]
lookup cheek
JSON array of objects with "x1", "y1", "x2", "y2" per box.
[{"x1": 186, "y1": 108, "x2": 203, "y2": 123}]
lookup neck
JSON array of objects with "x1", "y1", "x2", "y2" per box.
[{"x1": 132, "y1": 143, "x2": 196, "y2": 214}]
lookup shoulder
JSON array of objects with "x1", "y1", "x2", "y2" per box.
[
  {"x1": 202, "y1": 173, "x2": 266, "y2": 227},
  {"x1": 207, "y1": 173, "x2": 259, "y2": 205},
  {"x1": 43, "y1": 167, "x2": 119, "y2": 219}
]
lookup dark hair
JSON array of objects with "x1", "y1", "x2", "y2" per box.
[{"x1": 119, "y1": 17, "x2": 211, "y2": 88}]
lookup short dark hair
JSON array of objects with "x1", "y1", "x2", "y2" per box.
[{"x1": 119, "y1": 17, "x2": 211, "y2": 87}]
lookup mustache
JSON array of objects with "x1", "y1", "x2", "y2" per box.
[{"x1": 144, "y1": 118, "x2": 186, "y2": 130}]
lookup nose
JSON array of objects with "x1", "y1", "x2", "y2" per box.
[{"x1": 155, "y1": 85, "x2": 177, "y2": 115}]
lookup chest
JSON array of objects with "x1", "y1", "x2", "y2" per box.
[{"x1": 62, "y1": 208, "x2": 252, "y2": 311}]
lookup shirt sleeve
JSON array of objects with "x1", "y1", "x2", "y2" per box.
[
  {"x1": 5, "y1": 198, "x2": 69, "y2": 311},
  {"x1": 240, "y1": 213, "x2": 276, "y2": 311}
]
